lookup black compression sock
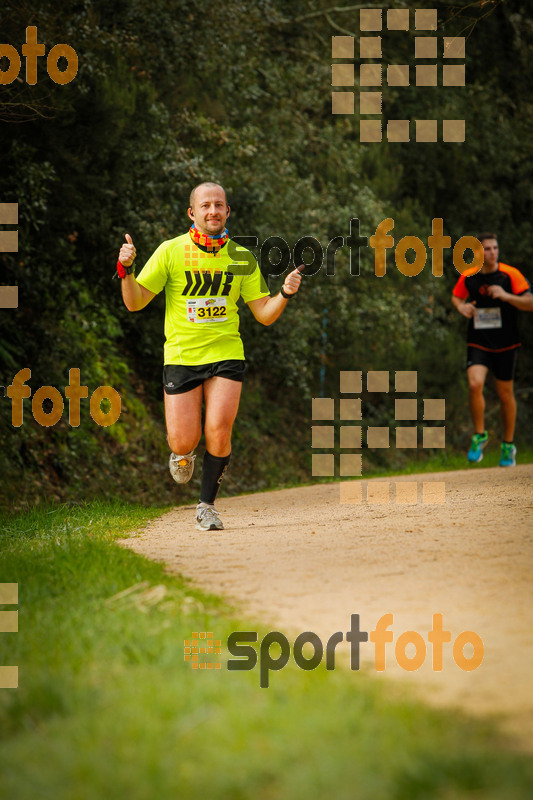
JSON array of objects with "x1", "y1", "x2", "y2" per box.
[{"x1": 199, "y1": 451, "x2": 231, "y2": 505}]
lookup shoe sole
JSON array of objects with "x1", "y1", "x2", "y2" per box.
[
  {"x1": 169, "y1": 456, "x2": 194, "y2": 484},
  {"x1": 171, "y1": 474, "x2": 193, "y2": 484},
  {"x1": 195, "y1": 522, "x2": 224, "y2": 531}
]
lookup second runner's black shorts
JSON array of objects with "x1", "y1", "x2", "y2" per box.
[
  {"x1": 163, "y1": 360, "x2": 246, "y2": 394},
  {"x1": 465, "y1": 346, "x2": 518, "y2": 382}
]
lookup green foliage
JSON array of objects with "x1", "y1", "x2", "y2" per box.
[{"x1": 1, "y1": 0, "x2": 532, "y2": 506}]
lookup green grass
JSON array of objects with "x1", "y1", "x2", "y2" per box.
[
  {"x1": 308, "y1": 445, "x2": 533, "y2": 489},
  {"x1": 361, "y1": 443, "x2": 533, "y2": 478},
  {"x1": 246, "y1": 445, "x2": 533, "y2": 495},
  {"x1": 1, "y1": 501, "x2": 533, "y2": 799},
  {"x1": 212, "y1": 445, "x2": 533, "y2": 501}
]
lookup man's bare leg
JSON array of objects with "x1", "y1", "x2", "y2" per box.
[
  {"x1": 203, "y1": 376, "x2": 242, "y2": 457},
  {"x1": 466, "y1": 364, "x2": 490, "y2": 462},
  {"x1": 165, "y1": 385, "x2": 203, "y2": 483},
  {"x1": 467, "y1": 364, "x2": 489, "y2": 434},
  {"x1": 164, "y1": 377, "x2": 242, "y2": 526},
  {"x1": 494, "y1": 378, "x2": 516, "y2": 442},
  {"x1": 164, "y1": 384, "x2": 203, "y2": 454}
]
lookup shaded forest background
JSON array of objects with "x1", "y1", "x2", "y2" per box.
[{"x1": 1, "y1": 0, "x2": 532, "y2": 509}]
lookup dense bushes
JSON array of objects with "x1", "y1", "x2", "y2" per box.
[{"x1": 1, "y1": 0, "x2": 532, "y2": 507}]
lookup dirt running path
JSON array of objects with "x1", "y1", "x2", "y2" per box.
[{"x1": 121, "y1": 465, "x2": 533, "y2": 746}]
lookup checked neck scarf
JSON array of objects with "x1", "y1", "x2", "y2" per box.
[{"x1": 189, "y1": 224, "x2": 229, "y2": 254}]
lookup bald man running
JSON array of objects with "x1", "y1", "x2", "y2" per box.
[{"x1": 117, "y1": 182, "x2": 302, "y2": 530}]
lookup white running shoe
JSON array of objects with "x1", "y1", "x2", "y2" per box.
[
  {"x1": 169, "y1": 451, "x2": 196, "y2": 484},
  {"x1": 196, "y1": 503, "x2": 224, "y2": 531}
]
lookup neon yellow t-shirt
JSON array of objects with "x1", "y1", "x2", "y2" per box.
[{"x1": 136, "y1": 233, "x2": 270, "y2": 365}]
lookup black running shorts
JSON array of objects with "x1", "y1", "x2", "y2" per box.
[
  {"x1": 163, "y1": 360, "x2": 246, "y2": 395},
  {"x1": 466, "y1": 346, "x2": 518, "y2": 382}
]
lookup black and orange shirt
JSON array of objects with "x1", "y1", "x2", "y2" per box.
[{"x1": 452, "y1": 263, "x2": 531, "y2": 351}]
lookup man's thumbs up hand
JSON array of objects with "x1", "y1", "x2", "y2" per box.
[
  {"x1": 116, "y1": 233, "x2": 137, "y2": 279},
  {"x1": 119, "y1": 233, "x2": 136, "y2": 267}
]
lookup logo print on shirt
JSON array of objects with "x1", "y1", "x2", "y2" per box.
[{"x1": 182, "y1": 270, "x2": 234, "y2": 297}]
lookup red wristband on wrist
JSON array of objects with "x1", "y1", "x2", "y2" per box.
[{"x1": 116, "y1": 259, "x2": 134, "y2": 279}]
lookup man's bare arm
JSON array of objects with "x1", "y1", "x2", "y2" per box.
[
  {"x1": 452, "y1": 294, "x2": 477, "y2": 319},
  {"x1": 247, "y1": 266, "x2": 303, "y2": 326},
  {"x1": 121, "y1": 275, "x2": 156, "y2": 311},
  {"x1": 486, "y1": 285, "x2": 533, "y2": 311},
  {"x1": 118, "y1": 234, "x2": 156, "y2": 311}
]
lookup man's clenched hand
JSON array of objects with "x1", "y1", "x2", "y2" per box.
[
  {"x1": 486, "y1": 285, "x2": 508, "y2": 302},
  {"x1": 119, "y1": 233, "x2": 136, "y2": 267},
  {"x1": 458, "y1": 300, "x2": 477, "y2": 319},
  {"x1": 283, "y1": 265, "x2": 304, "y2": 296}
]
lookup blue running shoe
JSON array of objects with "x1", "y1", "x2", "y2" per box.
[
  {"x1": 467, "y1": 431, "x2": 488, "y2": 462},
  {"x1": 499, "y1": 442, "x2": 516, "y2": 467}
]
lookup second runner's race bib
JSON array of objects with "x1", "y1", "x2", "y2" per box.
[
  {"x1": 187, "y1": 297, "x2": 228, "y2": 323},
  {"x1": 474, "y1": 308, "x2": 502, "y2": 329}
]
